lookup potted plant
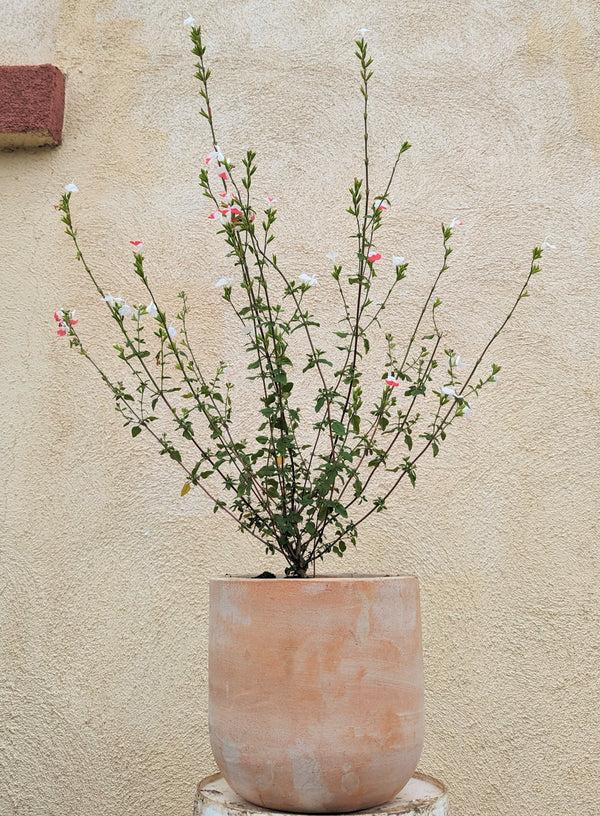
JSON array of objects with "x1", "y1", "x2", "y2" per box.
[{"x1": 53, "y1": 21, "x2": 548, "y2": 814}]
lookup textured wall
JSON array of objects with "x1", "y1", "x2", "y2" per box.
[{"x1": 1, "y1": 1, "x2": 599, "y2": 815}]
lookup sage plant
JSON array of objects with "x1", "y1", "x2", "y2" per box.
[{"x1": 54, "y1": 26, "x2": 548, "y2": 577}]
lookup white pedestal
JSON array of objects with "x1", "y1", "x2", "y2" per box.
[{"x1": 194, "y1": 772, "x2": 448, "y2": 816}]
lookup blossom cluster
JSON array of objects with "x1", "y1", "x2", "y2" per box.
[{"x1": 53, "y1": 308, "x2": 77, "y2": 337}]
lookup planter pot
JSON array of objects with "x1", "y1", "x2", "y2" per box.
[{"x1": 209, "y1": 575, "x2": 424, "y2": 813}]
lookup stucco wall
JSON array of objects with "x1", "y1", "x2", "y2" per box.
[{"x1": 1, "y1": 1, "x2": 599, "y2": 814}]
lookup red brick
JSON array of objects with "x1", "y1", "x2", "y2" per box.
[{"x1": 0, "y1": 64, "x2": 65, "y2": 149}]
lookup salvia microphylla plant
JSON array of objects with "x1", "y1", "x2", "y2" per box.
[{"x1": 54, "y1": 23, "x2": 549, "y2": 578}]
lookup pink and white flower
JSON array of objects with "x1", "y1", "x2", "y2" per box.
[
  {"x1": 265, "y1": 195, "x2": 277, "y2": 206},
  {"x1": 208, "y1": 209, "x2": 225, "y2": 223},
  {"x1": 130, "y1": 240, "x2": 144, "y2": 254},
  {"x1": 392, "y1": 255, "x2": 405, "y2": 267},
  {"x1": 450, "y1": 217, "x2": 464, "y2": 229},
  {"x1": 367, "y1": 250, "x2": 382, "y2": 263},
  {"x1": 384, "y1": 372, "x2": 401, "y2": 388},
  {"x1": 374, "y1": 198, "x2": 390, "y2": 213},
  {"x1": 299, "y1": 273, "x2": 318, "y2": 287},
  {"x1": 215, "y1": 276, "x2": 233, "y2": 288},
  {"x1": 219, "y1": 190, "x2": 233, "y2": 203},
  {"x1": 217, "y1": 167, "x2": 230, "y2": 181},
  {"x1": 64, "y1": 181, "x2": 79, "y2": 193},
  {"x1": 204, "y1": 146, "x2": 225, "y2": 166}
]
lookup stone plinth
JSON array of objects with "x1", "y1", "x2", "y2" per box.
[{"x1": 194, "y1": 772, "x2": 448, "y2": 816}]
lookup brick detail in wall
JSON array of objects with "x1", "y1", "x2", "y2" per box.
[{"x1": 0, "y1": 64, "x2": 65, "y2": 149}]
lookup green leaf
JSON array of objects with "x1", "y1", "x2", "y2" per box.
[{"x1": 131, "y1": 426, "x2": 142, "y2": 438}]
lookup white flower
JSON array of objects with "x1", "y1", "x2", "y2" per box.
[
  {"x1": 299, "y1": 273, "x2": 318, "y2": 287},
  {"x1": 358, "y1": 27, "x2": 371, "y2": 36},
  {"x1": 183, "y1": 15, "x2": 196, "y2": 27},
  {"x1": 118, "y1": 303, "x2": 134, "y2": 318},
  {"x1": 214, "y1": 276, "x2": 233, "y2": 288},
  {"x1": 450, "y1": 217, "x2": 464, "y2": 229},
  {"x1": 327, "y1": 251, "x2": 339, "y2": 263},
  {"x1": 463, "y1": 405, "x2": 472, "y2": 419},
  {"x1": 167, "y1": 325, "x2": 177, "y2": 339},
  {"x1": 146, "y1": 302, "x2": 158, "y2": 318},
  {"x1": 451, "y1": 353, "x2": 466, "y2": 369},
  {"x1": 64, "y1": 182, "x2": 79, "y2": 193},
  {"x1": 440, "y1": 384, "x2": 460, "y2": 398},
  {"x1": 392, "y1": 255, "x2": 405, "y2": 267},
  {"x1": 102, "y1": 293, "x2": 121, "y2": 307},
  {"x1": 541, "y1": 237, "x2": 556, "y2": 250}
]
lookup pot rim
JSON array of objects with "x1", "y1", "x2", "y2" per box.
[{"x1": 210, "y1": 573, "x2": 418, "y2": 582}]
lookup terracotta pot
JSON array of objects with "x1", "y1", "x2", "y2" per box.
[{"x1": 209, "y1": 575, "x2": 424, "y2": 813}]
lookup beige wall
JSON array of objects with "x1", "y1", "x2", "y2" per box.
[{"x1": 1, "y1": 1, "x2": 599, "y2": 814}]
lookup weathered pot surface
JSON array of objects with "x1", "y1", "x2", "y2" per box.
[{"x1": 209, "y1": 575, "x2": 424, "y2": 813}]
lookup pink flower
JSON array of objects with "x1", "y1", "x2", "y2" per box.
[
  {"x1": 217, "y1": 168, "x2": 230, "y2": 181},
  {"x1": 208, "y1": 210, "x2": 225, "y2": 223},
  {"x1": 367, "y1": 250, "x2": 382, "y2": 263},
  {"x1": 57, "y1": 325, "x2": 68, "y2": 337},
  {"x1": 130, "y1": 240, "x2": 145, "y2": 254},
  {"x1": 384, "y1": 373, "x2": 401, "y2": 388},
  {"x1": 374, "y1": 198, "x2": 389, "y2": 212},
  {"x1": 265, "y1": 195, "x2": 277, "y2": 206},
  {"x1": 450, "y1": 217, "x2": 464, "y2": 229},
  {"x1": 53, "y1": 310, "x2": 62, "y2": 322},
  {"x1": 219, "y1": 190, "x2": 233, "y2": 203}
]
